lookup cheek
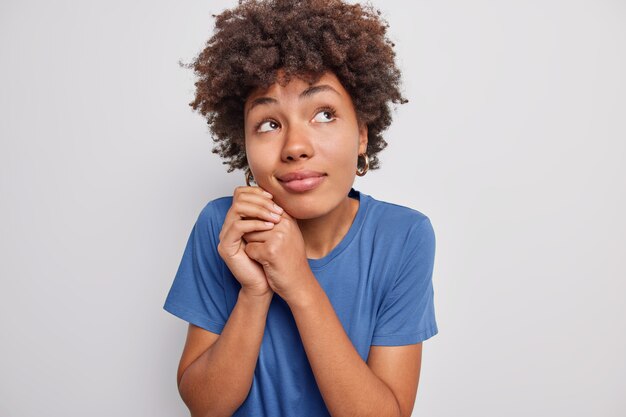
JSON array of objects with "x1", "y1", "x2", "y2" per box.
[
  {"x1": 245, "y1": 143, "x2": 277, "y2": 186},
  {"x1": 244, "y1": 139, "x2": 265, "y2": 165},
  {"x1": 318, "y1": 145, "x2": 358, "y2": 185},
  {"x1": 323, "y1": 132, "x2": 360, "y2": 165}
]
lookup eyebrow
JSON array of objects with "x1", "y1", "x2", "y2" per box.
[{"x1": 246, "y1": 84, "x2": 341, "y2": 117}]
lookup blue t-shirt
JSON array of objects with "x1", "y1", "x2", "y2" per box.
[{"x1": 163, "y1": 187, "x2": 438, "y2": 416}]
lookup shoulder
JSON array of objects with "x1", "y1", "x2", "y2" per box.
[
  {"x1": 364, "y1": 193, "x2": 434, "y2": 239},
  {"x1": 195, "y1": 195, "x2": 233, "y2": 230}
]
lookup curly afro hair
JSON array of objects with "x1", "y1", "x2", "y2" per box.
[{"x1": 184, "y1": 0, "x2": 408, "y2": 173}]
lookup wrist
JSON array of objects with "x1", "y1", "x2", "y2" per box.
[
  {"x1": 239, "y1": 287, "x2": 274, "y2": 304},
  {"x1": 284, "y1": 270, "x2": 321, "y2": 310}
]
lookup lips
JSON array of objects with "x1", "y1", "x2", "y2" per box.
[
  {"x1": 277, "y1": 170, "x2": 326, "y2": 182},
  {"x1": 277, "y1": 170, "x2": 326, "y2": 193}
]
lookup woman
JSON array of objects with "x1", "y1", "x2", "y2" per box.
[{"x1": 163, "y1": 1, "x2": 438, "y2": 416}]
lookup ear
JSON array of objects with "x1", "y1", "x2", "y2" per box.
[{"x1": 358, "y1": 122, "x2": 368, "y2": 154}]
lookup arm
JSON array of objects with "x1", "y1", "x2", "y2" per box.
[
  {"x1": 288, "y1": 273, "x2": 420, "y2": 417},
  {"x1": 177, "y1": 289, "x2": 273, "y2": 417},
  {"x1": 241, "y1": 210, "x2": 433, "y2": 416}
]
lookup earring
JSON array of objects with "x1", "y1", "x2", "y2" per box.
[
  {"x1": 356, "y1": 153, "x2": 370, "y2": 176},
  {"x1": 245, "y1": 168, "x2": 255, "y2": 186}
]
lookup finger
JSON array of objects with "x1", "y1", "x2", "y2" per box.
[
  {"x1": 227, "y1": 187, "x2": 283, "y2": 221},
  {"x1": 233, "y1": 185, "x2": 273, "y2": 200},
  {"x1": 243, "y1": 241, "x2": 264, "y2": 263},
  {"x1": 220, "y1": 218, "x2": 275, "y2": 246},
  {"x1": 236, "y1": 192, "x2": 284, "y2": 217},
  {"x1": 220, "y1": 185, "x2": 283, "y2": 243},
  {"x1": 242, "y1": 229, "x2": 273, "y2": 243},
  {"x1": 227, "y1": 201, "x2": 283, "y2": 224}
]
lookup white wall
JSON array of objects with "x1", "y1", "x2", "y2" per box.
[{"x1": 1, "y1": 0, "x2": 624, "y2": 416}]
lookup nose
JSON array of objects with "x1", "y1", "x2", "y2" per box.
[{"x1": 280, "y1": 123, "x2": 314, "y2": 162}]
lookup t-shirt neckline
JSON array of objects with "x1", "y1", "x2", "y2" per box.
[{"x1": 307, "y1": 187, "x2": 369, "y2": 270}]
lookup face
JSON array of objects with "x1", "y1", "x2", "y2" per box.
[{"x1": 243, "y1": 71, "x2": 368, "y2": 220}]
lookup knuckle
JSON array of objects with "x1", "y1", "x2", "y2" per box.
[
  {"x1": 219, "y1": 224, "x2": 229, "y2": 238},
  {"x1": 266, "y1": 245, "x2": 278, "y2": 258}
]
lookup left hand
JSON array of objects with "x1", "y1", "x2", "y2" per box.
[{"x1": 242, "y1": 210, "x2": 314, "y2": 304}]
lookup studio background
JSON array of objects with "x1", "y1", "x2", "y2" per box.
[{"x1": 1, "y1": 0, "x2": 624, "y2": 416}]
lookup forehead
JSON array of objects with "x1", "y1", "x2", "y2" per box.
[{"x1": 245, "y1": 71, "x2": 349, "y2": 104}]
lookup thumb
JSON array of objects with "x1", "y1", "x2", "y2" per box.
[{"x1": 244, "y1": 242, "x2": 266, "y2": 265}]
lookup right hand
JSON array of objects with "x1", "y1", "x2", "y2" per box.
[{"x1": 217, "y1": 186, "x2": 284, "y2": 297}]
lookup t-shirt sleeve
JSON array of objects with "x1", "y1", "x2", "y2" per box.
[
  {"x1": 163, "y1": 202, "x2": 229, "y2": 334},
  {"x1": 371, "y1": 217, "x2": 438, "y2": 346}
]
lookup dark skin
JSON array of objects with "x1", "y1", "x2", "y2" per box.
[
  {"x1": 236, "y1": 70, "x2": 366, "y2": 302},
  {"x1": 186, "y1": 0, "x2": 407, "y2": 174},
  {"x1": 176, "y1": 70, "x2": 423, "y2": 417}
]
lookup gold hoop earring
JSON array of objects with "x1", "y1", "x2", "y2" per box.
[
  {"x1": 356, "y1": 153, "x2": 369, "y2": 176},
  {"x1": 245, "y1": 168, "x2": 255, "y2": 186}
]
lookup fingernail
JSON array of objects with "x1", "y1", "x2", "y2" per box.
[
  {"x1": 264, "y1": 221, "x2": 274, "y2": 227},
  {"x1": 270, "y1": 212, "x2": 280, "y2": 220},
  {"x1": 263, "y1": 191, "x2": 273, "y2": 198},
  {"x1": 273, "y1": 204, "x2": 283, "y2": 214}
]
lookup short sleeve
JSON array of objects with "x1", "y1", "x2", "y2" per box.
[
  {"x1": 371, "y1": 217, "x2": 438, "y2": 346},
  {"x1": 163, "y1": 202, "x2": 229, "y2": 334}
]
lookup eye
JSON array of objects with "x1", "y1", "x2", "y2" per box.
[
  {"x1": 312, "y1": 107, "x2": 337, "y2": 123},
  {"x1": 257, "y1": 120, "x2": 280, "y2": 133}
]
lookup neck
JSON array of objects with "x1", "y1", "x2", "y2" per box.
[{"x1": 297, "y1": 195, "x2": 359, "y2": 260}]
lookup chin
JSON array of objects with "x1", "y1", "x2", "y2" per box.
[
  {"x1": 270, "y1": 197, "x2": 316, "y2": 219},
  {"x1": 274, "y1": 193, "x2": 343, "y2": 221},
  {"x1": 282, "y1": 205, "x2": 324, "y2": 220},
  {"x1": 265, "y1": 179, "x2": 349, "y2": 220}
]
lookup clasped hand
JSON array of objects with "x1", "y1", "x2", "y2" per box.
[{"x1": 217, "y1": 186, "x2": 314, "y2": 304}]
